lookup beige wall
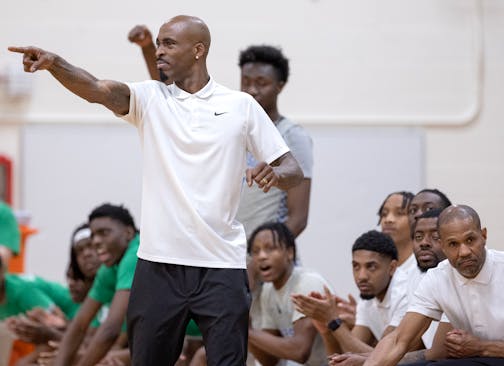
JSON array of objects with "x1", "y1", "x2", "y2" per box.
[
  {"x1": 425, "y1": 0, "x2": 504, "y2": 249},
  {"x1": 0, "y1": 0, "x2": 502, "y2": 289}
]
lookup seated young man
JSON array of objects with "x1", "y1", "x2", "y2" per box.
[
  {"x1": 407, "y1": 189, "x2": 452, "y2": 231},
  {"x1": 377, "y1": 192, "x2": 416, "y2": 276},
  {"x1": 52, "y1": 203, "x2": 139, "y2": 366},
  {"x1": 6, "y1": 224, "x2": 106, "y2": 366},
  {"x1": 364, "y1": 205, "x2": 504, "y2": 366},
  {"x1": 247, "y1": 222, "x2": 329, "y2": 366},
  {"x1": 292, "y1": 230, "x2": 413, "y2": 357}
]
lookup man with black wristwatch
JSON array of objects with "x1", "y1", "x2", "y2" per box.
[{"x1": 293, "y1": 230, "x2": 417, "y2": 360}]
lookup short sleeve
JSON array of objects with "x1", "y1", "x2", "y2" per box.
[
  {"x1": 0, "y1": 202, "x2": 20, "y2": 254},
  {"x1": 291, "y1": 273, "x2": 329, "y2": 323},
  {"x1": 88, "y1": 266, "x2": 116, "y2": 305},
  {"x1": 245, "y1": 98, "x2": 289, "y2": 165},
  {"x1": 388, "y1": 291, "x2": 408, "y2": 327},
  {"x1": 279, "y1": 122, "x2": 314, "y2": 178},
  {"x1": 118, "y1": 81, "x2": 161, "y2": 128},
  {"x1": 116, "y1": 236, "x2": 139, "y2": 291},
  {"x1": 408, "y1": 271, "x2": 443, "y2": 321},
  {"x1": 355, "y1": 300, "x2": 369, "y2": 327}
]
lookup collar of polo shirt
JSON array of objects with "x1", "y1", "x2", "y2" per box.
[{"x1": 171, "y1": 77, "x2": 216, "y2": 100}]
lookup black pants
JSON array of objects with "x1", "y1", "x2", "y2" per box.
[
  {"x1": 403, "y1": 358, "x2": 504, "y2": 366},
  {"x1": 127, "y1": 259, "x2": 251, "y2": 366}
]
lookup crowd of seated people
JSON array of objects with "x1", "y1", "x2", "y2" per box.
[{"x1": 2, "y1": 184, "x2": 503, "y2": 366}]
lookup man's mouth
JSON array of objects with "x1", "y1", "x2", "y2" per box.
[{"x1": 156, "y1": 60, "x2": 168, "y2": 69}]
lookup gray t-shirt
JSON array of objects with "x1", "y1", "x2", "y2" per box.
[
  {"x1": 261, "y1": 267, "x2": 329, "y2": 366},
  {"x1": 237, "y1": 117, "x2": 313, "y2": 237}
]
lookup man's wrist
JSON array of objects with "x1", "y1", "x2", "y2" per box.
[{"x1": 327, "y1": 318, "x2": 343, "y2": 332}]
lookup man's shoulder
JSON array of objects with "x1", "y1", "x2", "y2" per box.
[
  {"x1": 488, "y1": 248, "x2": 504, "y2": 262},
  {"x1": 211, "y1": 82, "x2": 254, "y2": 102},
  {"x1": 277, "y1": 117, "x2": 310, "y2": 137},
  {"x1": 291, "y1": 267, "x2": 329, "y2": 290}
]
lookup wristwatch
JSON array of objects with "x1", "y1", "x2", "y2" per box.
[{"x1": 327, "y1": 318, "x2": 343, "y2": 332}]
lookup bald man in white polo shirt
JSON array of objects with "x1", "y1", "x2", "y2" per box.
[
  {"x1": 362, "y1": 205, "x2": 504, "y2": 366},
  {"x1": 9, "y1": 15, "x2": 303, "y2": 366}
]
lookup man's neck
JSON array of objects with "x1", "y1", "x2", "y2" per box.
[
  {"x1": 396, "y1": 241, "x2": 413, "y2": 266},
  {"x1": 266, "y1": 108, "x2": 281, "y2": 124},
  {"x1": 174, "y1": 68, "x2": 210, "y2": 94}
]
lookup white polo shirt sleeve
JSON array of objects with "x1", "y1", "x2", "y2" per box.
[
  {"x1": 408, "y1": 269, "x2": 443, "y2": 321},
  {"x1": 119, "y1": 80, "x2": 162, "y2": 128},
  {"x1": 245, "y1": 98, "x2": 290, "y2": 164}
]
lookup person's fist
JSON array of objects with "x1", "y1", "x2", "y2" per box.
[{"x1": 128, "y1": 25, "x2": 153, "y2": 48}]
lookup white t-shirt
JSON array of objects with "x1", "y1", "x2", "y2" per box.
[
  {"x1": 121, "y1": 79, "x2": 289, "y2": 268},
  {"x1": 355, "y1": 274, "x2": 409, "y2": 340},
  {"x1": 395, "y1": 253, "x2": 417, "y2": 278},
  {"x1": 260, "y1": 267, "x2": 329, "y2": 366},
  {"x1": 410, "y1": 249, "x2": 504, "y2": 341}
]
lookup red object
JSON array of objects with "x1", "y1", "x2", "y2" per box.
[{"x1": 0, "y1": 155, "x2": 13, "y2": 204}]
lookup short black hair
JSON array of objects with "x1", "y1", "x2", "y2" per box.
[
  {"x1": 377, "y1": 191, "x2": 414, "y2": 224},
  {"x1": 412, "y1": 208, "x2": 443, "y2": 234},
  {"x1": 88, "y1": 203, "x2": 138, "y2": 232},
  {"x1": 247, "y1": 222, "x2": 296, "y2": 262},
  {"x1": 352, "y1": 230, "x2": 398, "y2": 261},
  {"x1": 239, "y1": 45, "x2": 290, "y2": 83},
  {"x1": 416, "y1": 189, "x2": 452, "y2": 209}
]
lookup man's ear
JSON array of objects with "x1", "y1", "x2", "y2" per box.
[
  {"x1": 389, "y1": 259, "x2": 398, "y2": 276},
  {"x1": 194, "y1": 42, "x2": 205, "y2": 60},
  {"x1": 276, "y1": 81, "x2": 286, "y2": 94},
  {"x1": 126, "y1": 226, "x2": 135, "y2": 241}
]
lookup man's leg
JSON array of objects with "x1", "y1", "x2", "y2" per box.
[
  {"x1": 128, "y1": 259, "x2": 190, "y2": 366},
  {"x1": 189, "y1": 267, "x2": 250, "y2": 366}
]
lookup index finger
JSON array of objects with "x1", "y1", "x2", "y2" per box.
[{"x1": 8, "y1": 46, "x2": 30, "y2": 54}]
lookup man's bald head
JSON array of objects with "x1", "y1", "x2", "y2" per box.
[
  {"x1": 438, "y1": 205, "x2": 481, "y2": 234},
  {"x1": 164, "y1": 15, "x2": 211, "y2": 56}
]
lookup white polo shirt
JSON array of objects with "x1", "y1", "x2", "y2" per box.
[
  {"x1": 403, "y1": 266, "x2": 441, "y2": 348},
  {"x1": 121, "y1": 79, "x2": 289, "y2": 269},
  {"x1": 355, "y1": 274, "x2": 409, "y2": 340},
  {"x1": 410, "y1": 248, "x2": 504, "y2": 341},
  {"x1": 395, "y1": 253, "x2": 417, "y2": 278}
]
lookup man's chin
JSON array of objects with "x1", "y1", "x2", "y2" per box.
[
  {"x1": 360, "y1": 293, "x2": 375, "y2": 300},
  {"x1": 160, "y1": 71, "x2": 169, "y2": 83}
]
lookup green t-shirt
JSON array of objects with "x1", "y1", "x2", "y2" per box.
[
  {"x1": 19, "y1": 274, "x2": 80, "y2": 320},
  {"x1": 0, "y1": 201, "x2": 20, "y2": 255},
  {"x1": 88, "y1": 234, "x2": 139, "y2": 304},
  {"x1": 0, "y1": 275, "x2": 54, "y2": 320},
  {"x1": 186, "y1": 319, "x2": 201, "y2": 337}
]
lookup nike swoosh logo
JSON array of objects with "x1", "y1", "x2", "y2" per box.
[{"x1": 214, "y1": 112, "x2": 228, "y2": 116}]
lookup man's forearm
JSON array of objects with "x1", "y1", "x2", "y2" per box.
[
  {"x1": 47, "y1": 55, "x2": 129, "y2": 115},
  {"x1": 333, "y1": 326, "x2": 374, "y2": 354},
  {"x1": 398, "y1": 350, "x2": 426, "y2": 365},
  {"x1": 479, "y1": 340, "x2": 504, "y2": 358},
  {"x1": 53, "y1": 320, "x2": 88, "y2": 366},
  {"x1": 272, "y1": 154, "x2": 303, "y2": 191},
  {"x1": 141, "y1": 43, "x2": 160, "y2": 81},
  {"x1": 76, "y1": 324, "x2": 120, "y2": 366},
  {"x1": 248, "y1": 329, "x2": 310, "y2": 364},
  {"x1": 363, "y1": 332, "x2": 408, "y2": 366}
]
